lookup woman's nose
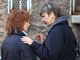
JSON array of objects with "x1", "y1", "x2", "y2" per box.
[
  {"x1": 41, "y1": 18, "x2": 44, "y2": 22},
  {"x1": 41, "y1": 18, "x2": 46, "y2": 23}
]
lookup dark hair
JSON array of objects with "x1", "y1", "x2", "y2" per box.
[
  {"x1": 6, "y1": 9, "x2": 30, "y2": 36},
  {"x1": 40, "y1": 2, "x2": 63, "y2": 17}
]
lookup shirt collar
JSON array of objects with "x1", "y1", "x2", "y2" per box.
[
  {"x1": 46, "y1": 16, "x2": 68, "y2": 32},
  {"x1": 11, "y1": 29, "x2": 28, "y2": 36}
]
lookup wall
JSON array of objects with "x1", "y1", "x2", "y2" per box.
[{"x1": 0, "y1": 0, "x2": 8, "y2": 55}]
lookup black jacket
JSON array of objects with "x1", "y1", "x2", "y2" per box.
[
  {"x1": 1, "y1": 30, "x2": 36, "y2": 60},
  {"x1": 31, "y1": 16, "x2": 77, "y2": 60}
]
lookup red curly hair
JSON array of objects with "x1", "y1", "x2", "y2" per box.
[{"x1": 6, "y1": 9, "x2": 30, "y2": 36}]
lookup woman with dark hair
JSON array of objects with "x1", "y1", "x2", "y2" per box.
[
  {"x1": 1, "y1": 9, "x2": 36, "y2": 60},
  {"x1": 21, "y1": 2, "x2": 77, "y2": 60}
]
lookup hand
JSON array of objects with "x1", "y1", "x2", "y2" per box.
[
  {"x1": 21, "y1": 36, "x2": 33, "y2": 45},
  {"x1": 36, "y1": 33, "x2": 45, "y2": 44}
]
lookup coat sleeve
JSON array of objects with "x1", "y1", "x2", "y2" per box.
[
  {"x1": 31, "y1": 27, "x2": 65, "y2": 60},
  {"x1": 20, "y1": 44, "x2": 36, "y2": 60}
]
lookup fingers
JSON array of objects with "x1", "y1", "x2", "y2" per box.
[
  {"x1": 21, "y1": 38, "x2": 26, "y2": 43},
  {"x1": 37, "y1": 35, "x2": 41, "y2": 40},
  {"x1": 21, "y1": 36, "x2": 33, "y2": 45},
  {"x1": 22, "y1": 36, "x2": 27, "y2": 38},
  {"x1": 36, "y1": 33, "x2": 41, "y2": 40},
  {"x1": 36, "y1": 33, "x2": 45, "y2": 40},
  {"x1": 21, "y1": 36, "x2": 28, "y2": 42}
]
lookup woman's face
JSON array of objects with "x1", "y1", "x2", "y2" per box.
[
  {"x1": 41, "y1": 12, "x2": 56, "y2": 27},
  {"x1": 24, "y1": 21, "x2": 30, "y2": 32}
]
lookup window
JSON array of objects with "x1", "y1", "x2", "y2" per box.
[
  {"x1": 70, "y1": 0, "x2": 80, "y2": 23},
  {"x1": 8, "y1": 0, "x2": 32, "y2": 14},
  {"x1": 72, "y1": 0, "x2": 80, "y2": 15}
]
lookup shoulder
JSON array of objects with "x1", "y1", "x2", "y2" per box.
[
  {"x1": 51, "y1": 23, "x2": 71, "y2": 32},
  {"x1": 50, "y1": 25, "x2": 64, "y2": 33},
  {"x1": 1, "y1": 35, "x2": 22, "y2": 49},
  {"x1": 48, "y1": 24, "x2": 70, "y2": 38}
]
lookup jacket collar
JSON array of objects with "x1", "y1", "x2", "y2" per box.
[
  {"x1": 46, "y1": 16, "x2": 68, "y2": 32},
  {"x1": 11, "y1": 29, "x2": 28, "y2": 36}
]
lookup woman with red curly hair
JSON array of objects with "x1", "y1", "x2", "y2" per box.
[{"x1": 1, "y1": 9, "x2": 36, "y2": 60}]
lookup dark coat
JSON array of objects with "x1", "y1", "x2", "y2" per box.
[
  {"x1": 1, "y1": 30, "x2": 36, "y2": 60},
  {"x1": 31, "y1": 16, "x2": 77, "y2": 60}
]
